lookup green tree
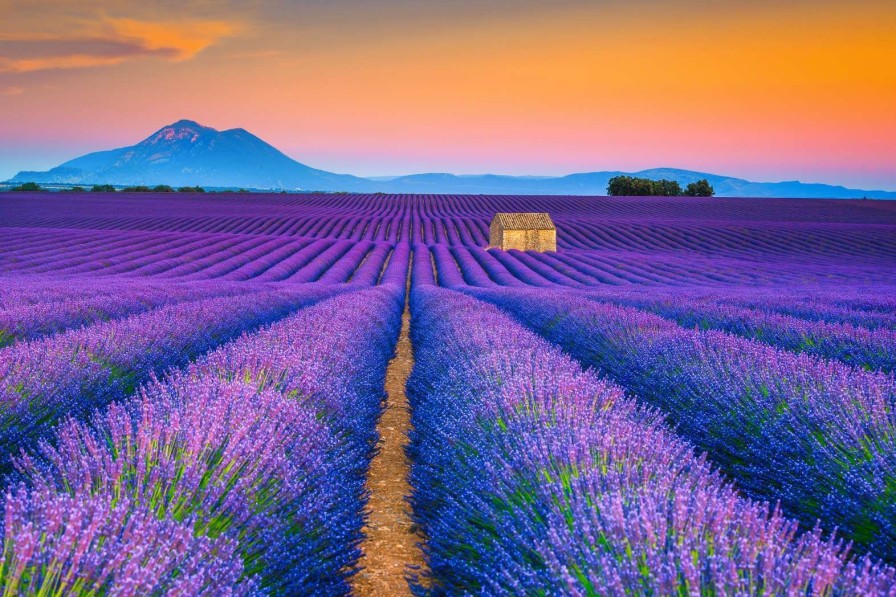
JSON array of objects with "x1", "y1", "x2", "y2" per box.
[
  {"x1": 121, "y1": 185, "x2": 152, "y2": 192},
  {"x1": 607, "y1": 176, "x2": 633, "y2": 196},
  {"x1": 177, "y1": 186, "x2": 205, "y2": 193},
  {"x1": 10, "y1": 182, "x2": 43, "y2": 192},
  {"x1": 657, "y1": 179, "x2": 683, "y2": 196},
  {"x1": 684, "y1": 179, "x2": 714, "y2": 197},
  {"x1": 91, "y1": 184, "x2": 117, "y2": 192},
  {"x1": 607, "y1": 176, "x2": 683, "y2": 196},
  {"x1": 152, "y1": 184, "x2": 175, "y2": 193}
]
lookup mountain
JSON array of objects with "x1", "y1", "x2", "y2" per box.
[
  {"x1": 10, "y1": 120, "x2": 896, "y2": 198},
  {"x1": 11, "y1": 120, "x2": 377, "y2": 191},
  {"x1": 378, "y1": 169, "x2": 896, "y2": 199}
]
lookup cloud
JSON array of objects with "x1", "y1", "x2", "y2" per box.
[
  {"x1": 0, "y1": 85, "x2": 25, "y2": 96},
  {"x1": 0, "y1": 15, "x2": 241, "y2": 74},
  {"x1": 97, "y1": 16, "x2": 241, "y2": 61}
]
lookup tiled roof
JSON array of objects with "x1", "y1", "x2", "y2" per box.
[{"x1": 492, "y1": 212, "x2": 555, "y2": 230}]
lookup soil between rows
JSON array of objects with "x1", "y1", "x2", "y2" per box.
[{"x1": 352, "y1": 307, "x2": 425, "y2": 596}]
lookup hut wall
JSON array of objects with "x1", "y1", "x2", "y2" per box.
[
  {"x1": 499, "y1": 229, "x2": 556, "y2": 252},
  {"x1": 489, "y1": 222, "x2": 503, "y2": 248}
]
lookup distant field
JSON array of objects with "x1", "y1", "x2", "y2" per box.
[
  {"x1": 1, "y1": 192, "x2": 895, "y2": 594},
  {"x1": 3, "y1": 192, "x2": 895, "y2": 285}
]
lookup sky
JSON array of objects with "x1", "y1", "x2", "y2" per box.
[{"x1": 1, "y1": 0, "x2": 894, "y2": 189}]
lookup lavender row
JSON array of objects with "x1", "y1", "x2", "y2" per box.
[
  {"x1": 721, "y1": 294, "x2": 896, "y2": 331},
  {"x1": 406, "y1": 286, "x2": 894, "y2": 594},
  {"x1": 7, "y1": 227, "x2": 893, "y2": 289},
  {"x1": 0, "y1": 279, "x2": 254, "y2": 346},
  {"x1": 587, "y1": 291, "x2": 896, "y2": 374},
  {"x1": 587, "y1": 285, "x2": 896, "y2": 331},
  {"x1": 0, "y1": 275, "x2": 178, "y2": 309},
  {"x1": 7, "y1": 193, "x2": 895, "y2": 259},
  {"x1": 703, "y1": 286, "x2": 896, "y2": 320},
  {"x1": 379, "y1": 243, "x2": 411, "y2": 286},
  {"x1": 3, "y1": 286, "x2": 403, "y2": 594},
  {"x1": 474, "y1": 287, "x2": 896, "y2": 561},
  {"x1": 0, "y1": 285, "x2": 343, "y2": 472},
  {"x1": 9, "y1": 192, "x2": 895, "y2": 227},
  {"x1": 2, "y1": 233, "x2": 393, "y2": 285}
]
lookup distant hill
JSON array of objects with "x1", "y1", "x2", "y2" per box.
[
  {"x1": 379, "y1": 169, "x2": 896, "y2": 199},
  {"x1": 10, "y1": 120, "x2": 896, "y2": 198},
  {"x1": 10, "y1": 120, "x2": 377, "y2": 191}
]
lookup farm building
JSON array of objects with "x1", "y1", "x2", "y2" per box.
[{"x1": 489, "y1": 212, "x2": 557, "y2": 252}]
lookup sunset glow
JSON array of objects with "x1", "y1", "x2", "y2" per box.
[{"x1": 1, "y1": 0, "x2": 894, "y2": 188}]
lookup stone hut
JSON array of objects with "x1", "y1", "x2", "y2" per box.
[{"x1": 489, "y1": 213, "x2": 556, "y2": 252}]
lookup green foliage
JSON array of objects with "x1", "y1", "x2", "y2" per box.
[
  {"x1": 607, "y1": 176, "x2": 681, "y2": 196},
  {"x1": 68, "y1": 186, "x2": 86, "y2": 192},
  {"x1": 656, "y1": 179, "x2": 683, "y2": 196},
  {"x1": 607, "y1": 176, "x2": 715, "y2": 197},
  {"x1": 89, "y1": 184, "x2": 209, "y2": 193},
  {"x1": 684, "y1": 179, "x2": 715, "y2": 197},
  {"x1": 10, "y1": 182, "x2": 43, "y2": 192}
]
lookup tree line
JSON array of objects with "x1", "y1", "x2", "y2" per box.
[
  {"x1": 7, "y1": 183, "x2": 208, "y2": 193},
  {"x1": 5, "y1": 183, "x2": 313, "y2": 194},
  {"x1": 607, "y1": 176, "x2": 714, "y2": 197}
]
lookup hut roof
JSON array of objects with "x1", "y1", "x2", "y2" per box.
[{"x1": 492, "y1": 212, "x2": 555, "y2": 230}]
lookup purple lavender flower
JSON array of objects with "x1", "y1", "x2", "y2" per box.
[
  {"x1": 0, "y1": 286, "x2": 341, "y2": 470},
  {"x1": 1, "y1": 487, "x2": 250, "y2": 595},
  {"x1": 406, "y1": 286, "x2": 895, "y2": 594},
  {"x1": 473, "y1": 286, "x2": 896, "y2": 561},
  {"x1": 9, "y1": 286, "x2": 402, "y2": 593}
]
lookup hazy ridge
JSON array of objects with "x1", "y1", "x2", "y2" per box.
[{"x1": 10, "y1": 120, "x2": 895, "y2": 199}]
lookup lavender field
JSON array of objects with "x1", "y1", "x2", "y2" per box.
[{"x1": 1, "y1": 191, "x2": 896, "y2": 595}]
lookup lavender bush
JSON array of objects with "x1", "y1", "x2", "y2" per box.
[
  {"x1": 587, "y1": 290, "x2": 896, "y2": 373},
  {"x1": 0, "y1": 487, "x2": 250, "y2": 595},
  {"x1": 474, "y1": 287, "x2": 896, "y2": 561},
  {"x1": 0, "y1": 286, "x2": 343, "y2": 470},
  {"x1": 0, "y1": 278, "x2": 251, "y2": 346},
  {"x1": 406, "y1": 286, "x2": 895, "y2": 594},
  {"x1": 7, "y1": 286, "x2": 402, "y2": 593}
]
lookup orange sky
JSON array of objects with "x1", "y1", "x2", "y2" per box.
[{"x1": 1, "y1": 0, "x2": 894, "y2": 188}]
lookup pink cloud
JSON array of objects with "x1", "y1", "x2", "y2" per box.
[{"x1": 0, "y1": 15, "x2": 241, "y2": 74}]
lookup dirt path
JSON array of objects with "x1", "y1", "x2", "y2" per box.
[{"x1": 352, "y1": 306, "x2": 425, "y2": 595}]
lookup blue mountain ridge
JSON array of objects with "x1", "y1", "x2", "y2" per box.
[{"x1": 10, "y1": 120, "x2": 896, "y2": 198}]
